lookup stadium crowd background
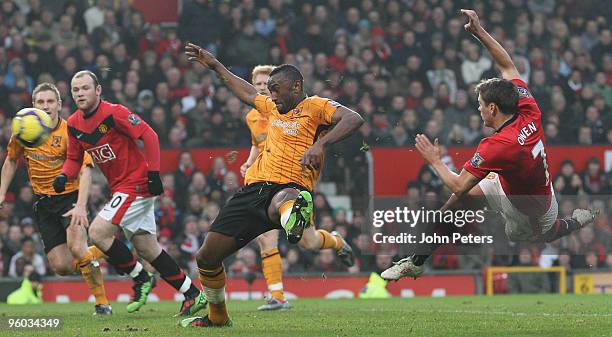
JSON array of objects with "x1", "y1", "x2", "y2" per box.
[{"x1": 0, "y1": 0, "x2": 610, "y2": 293}]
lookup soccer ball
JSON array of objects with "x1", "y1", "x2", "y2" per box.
[{"x1": 11, "y1": 108, "x2": 53, "y2": 147}]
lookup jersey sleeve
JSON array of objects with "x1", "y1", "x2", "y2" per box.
[
  {"x1": 511, "y1": 78, "x2": 541, "y2": 119},
  {"x1": 463, "y1": 138, "x2": 505, "y2": 179},
  {"x1": 320, "y1": 99, "x2": 340, "y2": 125},
  {"x1": 253, "y1": 95, "x2": 276, "y2": 115},
  {"x1": 112, "y1": 104, "x2": 150, "y2": 139},
  {"x1": 6, "y1": 136, "x2": 24, "y2": 160},
  {"x1": 245, "y1": 109, "x2": 258, "y2": 146},
  {"x1": 64, "y1": 124, "x2": 85, "y2": 178}
]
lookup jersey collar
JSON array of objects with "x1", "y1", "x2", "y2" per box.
[
  {"x1": 495, "y1": 113, "x2": 518, "y2": 133},
  {"x1": 83, "y1": 99, "x2": 102, "y2": 119},
  {"x1": 53, "y1": 118, "x2": 64, "y2": 131}
]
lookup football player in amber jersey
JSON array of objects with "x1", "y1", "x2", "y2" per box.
[
  {"x1": 241, "y1": 65, "x2": 291, "y2": 311},
  {"x1": 182, "y1": 43, "x2": 364, "y2": 327},
  {"x1": 0, "y1": 82, "x2": 111, "y2": 315}
]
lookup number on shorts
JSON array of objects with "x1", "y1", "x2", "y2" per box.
[
  {"x1": 110, "y1": 194, "x2": 124, "y2": 209},
  {"x1": 531, "y1": 139, "x2": 550, "y2": 186}
]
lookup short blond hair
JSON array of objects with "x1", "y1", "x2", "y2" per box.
[
  {"x1": 251, "y1": 65, "x2": 275, "y2": 84},
  {"x1": 32, "y1": 82, "x2": 61, "y2": 103}
]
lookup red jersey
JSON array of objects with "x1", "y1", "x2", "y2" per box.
[
  {"x1": 463, "y1": 79, "x2": 552, "y2": 218},
  {"x1": 66, "y1": 100, "x2": 152, "y2": 196}
]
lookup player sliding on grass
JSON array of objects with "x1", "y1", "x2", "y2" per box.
[
  {"x1": 53, "y1": 71, "x2": 207, "y2": 316},
  {"x1": 242, "y1": 65, "x2": 291, "y2": 311},
  {"x1": 182, "y1": 43, "x2": 364, "y2": 327},
  {"x1": 382, "y1": 9, "x2": 598, "y2": 281},
  {"x1": 0, "y1": 82, "x2": 111, "y2": 315}
]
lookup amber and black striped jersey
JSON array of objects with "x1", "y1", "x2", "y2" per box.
[{"x1": 244, "y1": 95, "x2": 338, "y2": 191}]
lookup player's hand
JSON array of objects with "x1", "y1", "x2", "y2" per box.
[
  {"x1": 53, "y1": 174, "x2": 67, "y2": 193},
  {"x1": 185, "y1": 43, "x2": 219, "y2": 69},
  {"x1": 301, "y1": 143, "x2": 324, "y2": 171},
  {"x1": 415, "y1": 134, "x2": 441, "y2": 164},
  {"x1": 0, "y1": 194, "x2": 5, "y2": 209},
  {"x1": 460, "y1": 9, "x2": 482, "y2": 35},
  {"x1": 147, "y1": 171, "x2": 164, "y2": 195},
  {"x1": 240, "y1": 162, "x2": 250, "y2": 177},
  {"x1": 63, "y1": 204, "x2": 89, "y2": 228}
]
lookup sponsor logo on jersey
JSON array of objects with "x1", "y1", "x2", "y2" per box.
[
  {"x1": 292, "y1": 107, "x2": 302, "y2": 117},
  {"x1": 98, "y1": 124, "x2": 109, "y2": 134},
  {"x1": 516, "y1": 86, "x2": 531, "y2": 98},
  {"x1": 87, "y1": 143, "x2": 116, "y2": 163},
  {"x1": 128, "y1": 114, "x2": 142, "y2": 126},
  {"x1": 470, "y1": 152, "x2": 484, "y2": 168},
  {"x1": 271, "y1": 119, "x2": 300, "y2": 135}
]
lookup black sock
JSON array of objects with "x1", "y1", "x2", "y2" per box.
[
  {"x1": 104, "y1": 239, "x2": 145, "y2": 280},
  {"x1": 151, "y1": 250, "x2": 198, "y2": 297},
  {"x1": 543, "y1": 219, "x2": 581, "y2": 242},
  {"x1": 412, "y1": 255, "x2": 429, "y2": 266}
]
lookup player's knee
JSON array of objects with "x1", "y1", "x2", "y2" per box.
[
  {"x1": 297, "y1": 235, "x2": 319, "y2": 251},
  {"x1": 256, "y1": 232, "x2": 278, "y2": 251},
  {"x1": 68, "y1": 243, "x2": 85, "y2": 260},
  {"x1": 50, "y1": 259, "x2": 74, "y2": 276},
  {"x1": 88, "y1": 223, "x2": 107, "y2": 246},
  {"x1": 196, "y1": 246, "x2": 220, "y2": 269}
]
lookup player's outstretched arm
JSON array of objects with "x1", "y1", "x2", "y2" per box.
[
  {"x1": 0, "y1": 157, "x2": 18, "y2": 207},
  {"x1": 241, "y1": 145, "x2": 260, "y2": 177},
  {"x1": 461, "y1": 9, "x2": 520, "y2": 80},
  {"x1": 415, "y1": 134, "x2": 481, "y2": 196},
  {"x1": 301, "y1": 106, "x2": 364, "y2": 170},
  {"x1": 140, "y1": 128, "x2": 163, "y2": 196},
  {"x1": 54, "y1": 131, "x2": 85, "y2": 193},
  {"x1": 63, "y1": 165, "x2": 92, "y2": 228},
  {"x1": 185, "y1": 43, "x2": 258, "y2": 107}
]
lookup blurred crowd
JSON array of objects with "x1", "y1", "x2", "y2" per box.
[{"x1": 0, "y1": 0, "x2": 610, "y2": 283}]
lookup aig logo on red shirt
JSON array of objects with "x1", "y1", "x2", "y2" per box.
[{"x1": 87, "y1": 143, "x2": 116, "y2": 163}]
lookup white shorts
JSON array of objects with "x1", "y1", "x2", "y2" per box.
[
  {"x1": 98, "y1": 192, "x2": 157, "y2": 240},
  {"x1": 478, "y1": 173, "x2": 558, "y2": 241}
]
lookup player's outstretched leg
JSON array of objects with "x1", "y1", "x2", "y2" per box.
[
  {"x1": 541, "y1": 209, "x2": 599, "y2": 242},
  {"x1": 89, "y1": 216, "x2": 155, "y2": 313},
  {"x1": 66, "y1": 219, "x2": 112, "y2": 315},
  {"x1": 256, "y1": 230, "x2": 291, "y2": 311},
  {"x1": 131, "y1": 233, "x2": 206, "y2": 316},
  {"x1": 74, "y1": 246, "x2": 112, "y2": 315},
  {"x1": 182, "y1": 232, "x2": 237, "y2": 328},
  {"x1": 298, "y1": 226, "x2": 355, "y2": 267},
  {"x1": 47, "y1": 224, "x2": 111, "y2": 315}
]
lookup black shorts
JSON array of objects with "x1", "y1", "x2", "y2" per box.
[
  {"x1": 210, "y1": 182, "x2": 309, "y2": 249},
  {"x1": 34, "y1": 191, "x2": 78, "y2": 254}
]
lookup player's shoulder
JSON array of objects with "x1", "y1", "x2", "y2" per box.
[
  {"x1": 478, "y1": 133, "x2": 513, "y2": 150},
  {"x1": 246, "y1": 108, "x2": 259, "y2": 121},
  {"x1": 103, "y1": 100, "x2": 130, "y2": 114},
  {"x1": 305, "y1": 95, "x2": 331, "y2": 107},
  {"x1": 53, "y1": 118, "x2": 68, "y2": 133},
  {"x1": 66, "y1": 110, "x2": 81, "y2": 125},
  {"x1": 509, "y1": 78, "x2": 534, "y2": 100}
]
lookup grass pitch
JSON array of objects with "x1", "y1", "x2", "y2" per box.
[{"x1": 0, "y1": 295, "x2": 610, "y2": 337}]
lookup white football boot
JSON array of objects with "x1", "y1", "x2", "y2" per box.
[{"x1": 380, "y1": 255, "x2": 424, "y2": 281}]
